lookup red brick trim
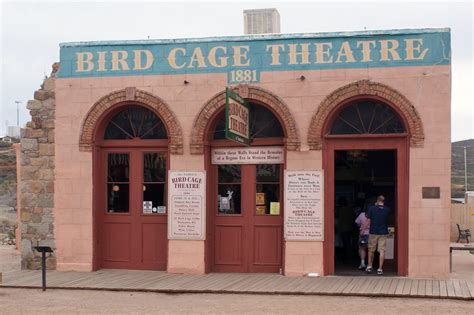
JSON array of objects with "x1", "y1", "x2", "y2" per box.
[
  {"x1": 79, "y1": 88, "x2": 183, "y2": 154},
  {"x1": 190, "y1": 85, "x2": 301, "y2": 154},
  {"x1": 307, "y1": 80, "x2": 424, "y2": 150}
]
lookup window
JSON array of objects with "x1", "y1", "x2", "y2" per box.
[
  {"x1": 330, "y1": 100, "x2": 405, "y2": 135},
  {"x1": 213, "y1": 103, "x2": 284, "y2": 140},
  {"x1": 217, "y1": 165, "x2": 242, "y2": 214},
  {"x1": 255, "y1": 164, "x2": 281, "y2": 215},
  {"x1": 143, "y1": 152, "x2": 167, "y2": 214},
  {"x1": 107, "y1": 153, "x2": 130, "y2": 213},
  {"x1": 104, "y1": 106, "x2": 168, "y2": 139}
]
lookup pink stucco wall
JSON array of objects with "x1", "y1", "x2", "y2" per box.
[{"x1": 54, "y1": 65, "x2": 450, "y2": 277}]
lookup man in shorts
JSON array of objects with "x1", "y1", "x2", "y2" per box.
[{"x1": 360, "y1": 195, "x2": 390, "y2": 275}]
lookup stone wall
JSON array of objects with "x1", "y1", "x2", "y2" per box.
[{"x1": 20, "y1": 63, "x2": 57, "y2": 269}]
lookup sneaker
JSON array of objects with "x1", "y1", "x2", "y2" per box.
[
  {"x1": 365, "y1": 266, "x2": 373, "y2": 273},
  {"x1": 358, "y1": 263, "x2": 366, "y2": 270},
  {"x1": 377, "y1": 269, "x2": 383, "y2": 275}
]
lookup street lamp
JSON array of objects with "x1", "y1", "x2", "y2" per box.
[{"x1": 14, "y1": 100, "x2": 21, "y2": 126}]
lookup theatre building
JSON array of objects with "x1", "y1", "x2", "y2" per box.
[{"x1": 19, "y1": 28, "x2": 452, "y2": 278}]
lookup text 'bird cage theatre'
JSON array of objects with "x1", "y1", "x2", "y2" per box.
[{"x1": 19, "y1": 28, "x2": 451, "y2": 278}]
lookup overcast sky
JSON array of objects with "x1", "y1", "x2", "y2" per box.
[{"x1": 1, "y1": 0, "x2": 473, "y2": 141}]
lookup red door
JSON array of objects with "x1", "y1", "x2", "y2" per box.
[
  {"x1": 211, "y1": 163, "x2": 283, "y2": 273},
  {"x1": 98, "y1": 148, "x2": 168, "y2": 270}
]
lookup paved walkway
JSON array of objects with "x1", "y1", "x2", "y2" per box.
[{"x1": 1, "y1": 269, "x2": 473, "y2": 300}]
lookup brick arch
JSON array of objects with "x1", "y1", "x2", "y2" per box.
[
  {"x1": 307, "y1": 80, "x2": 424, "y2": 150},
  {"x1": 190, "y1": 85, "x2": 301, "y2": 154},
  {"x1": 79, "y1": 87, "x2": 183, "y2": 154}
]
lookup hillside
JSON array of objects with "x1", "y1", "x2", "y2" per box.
[{"x1": 452, "y1": 139, "x2": 474, "y2": 198}]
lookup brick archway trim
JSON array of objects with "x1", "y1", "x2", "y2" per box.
[
  {"x1": 79, "y1": 87, "x2": 184, "y2": 154},
  {"x1": 307, "y1": 80, "x2": 424, "y2": 150},
  {"x1": 190, "y1": 85, "x2": 301, "y2": 154}
]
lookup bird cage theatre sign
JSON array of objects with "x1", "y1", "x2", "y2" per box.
[{"x1": 18, "y1": 28, "x2": 451, "y2": 279}]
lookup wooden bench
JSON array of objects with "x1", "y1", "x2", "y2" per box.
[{"x1": 450, "y1": 242, "x2": 474, "y2": 272}]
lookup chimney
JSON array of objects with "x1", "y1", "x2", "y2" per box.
[{"x1": 243, "y1": 8, "x2": 280, "y2": 35}]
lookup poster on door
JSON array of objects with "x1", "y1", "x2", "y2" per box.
[
  {"x1": 284, "y1": 171, "x2": 324, "y2": 241},
  {"x1": 168, "y1": 171, "x2": 206, "y2": 240}
]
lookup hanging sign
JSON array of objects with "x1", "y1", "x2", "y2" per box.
[
  {"x1": 211, "y1": 146, "x2": 284, "y2": 164},
  {"x1": 168, "y1": 171, "x2": 206, "y2": 240},
  {"x1": 225, "y1": 87, "x2": 251, "y2": 145},
  {"x1": 284, "y1": 171, "x2": 324, "y2": 241}
]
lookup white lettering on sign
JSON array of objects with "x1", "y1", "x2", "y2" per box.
[
  {"x1": 227, "y1": 101, "x2": 249, "y2": 139},
  {"x1": 211, "y1": 146, "x2": 284, "y2": 165},
  {"x1": 168, "y1": 171, "x2": 206, "y2": 240},
  {"x1": 284, "y1": 171, "x2": 324, "y2": 241}
]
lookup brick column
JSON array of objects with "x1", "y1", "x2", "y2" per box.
[{"x1": 20, "y1": 63, "x2": 57, "y2": 269}]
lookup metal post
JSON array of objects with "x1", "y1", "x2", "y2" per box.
[
  {"x1": 14, "y1": 101, "x2": 21, "y2": 126},
  {"x1": 41, "y1": 251, "x2": 46, "y2": 291},
  {"x1": 465, "y1": 146, "x2": 468, "y2": 193}
]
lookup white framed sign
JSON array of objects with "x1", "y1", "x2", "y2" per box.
[
  {"x1": 211, "y1": 146, "x2": 284, "y2": 165},
  {"x1": 284, "y1": 170, "x2": 324, "y2": 241},
  {"x1": 168, "y1": 171, "x2": 206, "y2": 240}
]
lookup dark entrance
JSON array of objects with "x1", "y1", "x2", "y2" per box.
[
  {"x1": 334, "y1": 149, "x2": 397, "y2": 275},
  {"x1": 322, "y1": 97, "x2": 410, "y2": 276}
]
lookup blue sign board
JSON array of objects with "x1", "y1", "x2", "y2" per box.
[{"x1": 58, "y1": 28, "x2": 450, "y2": 84}]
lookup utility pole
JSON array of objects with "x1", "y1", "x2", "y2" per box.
[
  {"x1": 464, "y1": 146, "x2": 468, "y2": 193},
  {"x1": 14, "y1": 100, "x2": 21, "y2": 126}
]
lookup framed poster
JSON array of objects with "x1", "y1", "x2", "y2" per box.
[
  {"x1": 168, "y1": 171, "x2": 206, "y2": 240},
  {"x1": 284, "y1": 171, "x2": 324, "y2": 241}
]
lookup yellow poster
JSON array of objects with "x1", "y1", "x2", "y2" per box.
[
  {"x1": 270, "y1": 202, "x2": 280, "y2": 215},
  {"x1": 256, "y1": 205, "x2": 266, "y2": 215},
  {"x1": 256, "y1": 193, "x2": 265, "y2": 205}
]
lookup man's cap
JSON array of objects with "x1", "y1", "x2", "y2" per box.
[{"x1": 377, "y1": 195, "x2": 385, "y2": 202}]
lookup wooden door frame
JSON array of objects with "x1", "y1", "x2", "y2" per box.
[
  {"x1": 90, "y1": 100, "x2": 171, "y2": 271},
  {"x1": 322, "y1": 135, "x2": 409, "y2": 276}
]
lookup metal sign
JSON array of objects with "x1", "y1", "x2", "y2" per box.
[{"x1": 225, "y1": 87, "x2": 251, "y2": 145}]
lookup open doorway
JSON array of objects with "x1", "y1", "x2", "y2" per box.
[{"x1": 334, "y1": 149, "x2": 397, "y2": 276}]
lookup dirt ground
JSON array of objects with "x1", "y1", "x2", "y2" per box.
[{"x1": 0, "y1": 288, "x2": 473, "y2": 315}]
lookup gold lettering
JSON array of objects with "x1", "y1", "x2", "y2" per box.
[
  {"x1": 356, "y1": 40, "x2": 376, "y2": 62},
  {"x1": 379, "y1": 40, "x2": 401, "y2": 61},
  {"x1": 335, "y1": 41, "x2": 356, "y2": 63},
  {"x1": 208, "y1": 46, "x2": 228, "y2": 67},
  {"x1": 111, "y1": 51, "x2": 130, "y2": 71},
  {"x1": 133, "y1": 50, "x2": 153, "y2": 70},
  {"x1": 188, "y1": 47, "x2": 207, "y2": 68},
  {"x1": 76, "y1": 52, "x2": 94, "y2": 72},
  {"x1": 168, "y1": 48, "x2": 186, "y2": 69},
  {"x1": 288, "y1": 43, "x2": 310, "y2": 65},
  {"x1": 233, "y1": 46, "x2": 250, "y2": 66},
  {"x1": 315, "y1": 43, "x2": 333, "y2": 64},
  {"x1": 405, "y1": 38, "x2": 429, "y2": 60},
  {"x1": 266, "y1": 44, "x2": 285, "y2": 65},
  {"x1": 97, "y1": 51, "x2": 106, "y2": 71}
]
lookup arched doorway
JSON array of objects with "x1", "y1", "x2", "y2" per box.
[
  {"x1": 322, "y1": 97, "x2": 409, "y2": 276},
  {"x1": 93, "y1": 105, "x2": 169, "y2": 270},
  {"x1": 205, "y1": 102, "x2": 286, "y2": 273}
]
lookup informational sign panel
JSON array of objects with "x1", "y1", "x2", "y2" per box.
[
  {"x1": 284, "y1": 171, "x2": 324, "y2": 241},
  {"x1": 211, "y1": 146, "x2": 284, "y2": 164},
  {"x1": 168, "y1": 171, "x2": 206, "y2": 240},
  {"x1": 225, "y1": 87, "x2": 250, "y2": 145}
]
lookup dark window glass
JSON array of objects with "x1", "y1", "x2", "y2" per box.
[
  {"x1": 213, "y1": 103, "x2": 284, "y2": 140},
  {"x1": 107, "y1": 153, "x2": 129, "y2": 182},
  {"x1": 217, "y1": 165, "x2": 241, "y2": 214},
  {"x1": 330, "y1": 101, "x2": 406, "y2": 135},
  {"x1": 104, "y1": 106, "x2": 168, "y2": 140},
  {"x1": 218, "y1": 165, "x2": 241, "y2": 183},
  {"x1": 255, "y1": 164, "x2": 281, "y2": 215},
  {"x1": 143, "y1": 152, "x2": 166, "y2": 214},
  {"x1": 107, "y1": 153, "x2": 129, "y2": 213}
]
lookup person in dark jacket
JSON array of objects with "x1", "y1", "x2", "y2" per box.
[{"x1": 360, "y1": 195, "x2": 390, "y2": 275}]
